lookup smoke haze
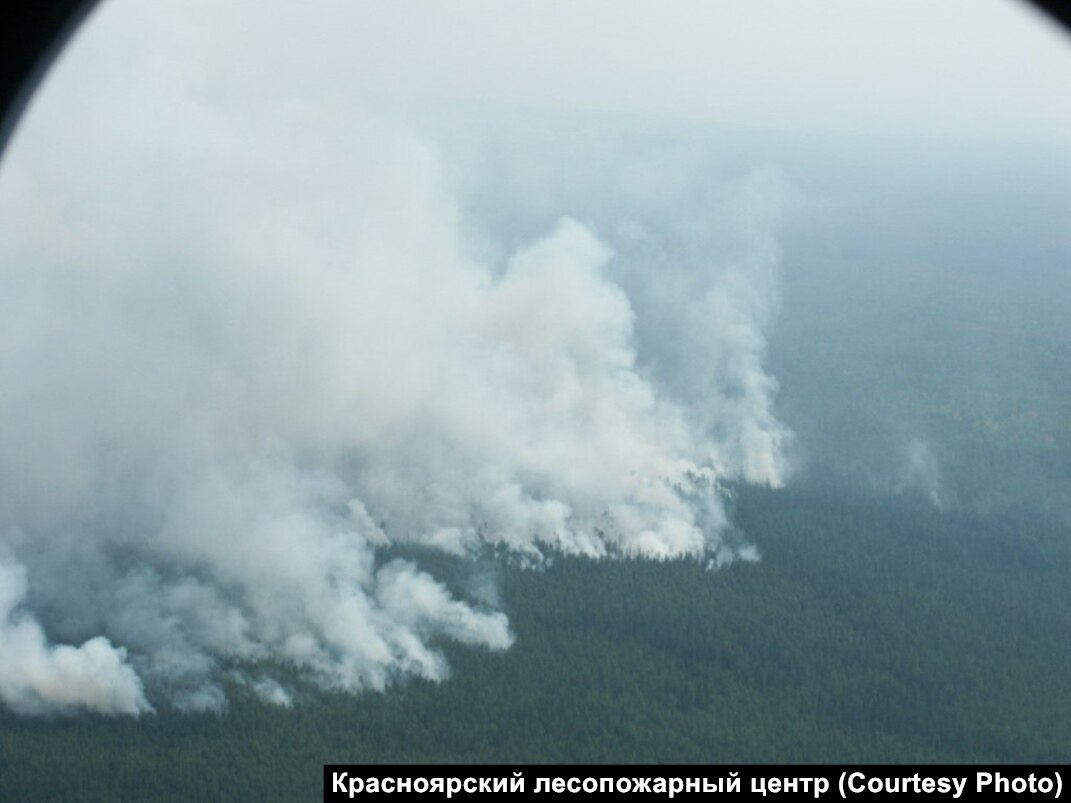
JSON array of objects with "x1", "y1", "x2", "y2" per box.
[{"x1": 0, "y1": 1, "x2": 792, "y2": 714}]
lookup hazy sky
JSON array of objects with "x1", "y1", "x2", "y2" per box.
[{"x1": 31, "y1": 0, "x2": 1071, "y2": 147}]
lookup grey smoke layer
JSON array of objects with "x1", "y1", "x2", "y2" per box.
[{"x1": 0, "y1": 2, "x2": 789, "y2": 715}]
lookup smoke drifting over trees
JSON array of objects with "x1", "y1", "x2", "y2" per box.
[{"x1": 0, "y1": 1, "x2": 791, "y2": 714}]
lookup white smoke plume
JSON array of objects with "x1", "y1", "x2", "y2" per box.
[
  {"x1": 0, "y1": 558, "x2": 150, "y2": 716},
  {"x1": 895, "y1": 438, "x2": 948, "y2": 510},
  {"x1": 0, "y1": 0, "x2": 790, "y2": 714}
]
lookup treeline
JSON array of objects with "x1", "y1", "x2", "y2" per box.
[{"x1": 1, "y1": 487, "x2": 1069, "y2": 801}]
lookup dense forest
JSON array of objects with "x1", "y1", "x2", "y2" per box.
[{"x1": 2, "y1": 483, "x2": 1068, "y2": 800}]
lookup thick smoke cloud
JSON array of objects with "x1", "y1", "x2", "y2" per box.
[
  {"x1": 0, "y1": 0, "x2": 789, "y2": 714},
  {"x1": 0, "y1": 559, "x2": 150, "y2": 716}
]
